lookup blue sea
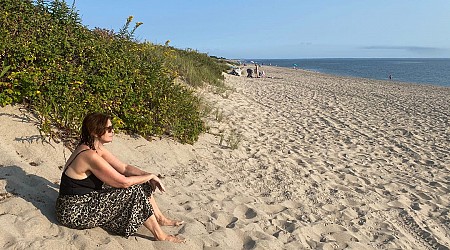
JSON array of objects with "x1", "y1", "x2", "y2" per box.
[{"x1": 245, "y1": 58, "x2": 450, "y2": 87}]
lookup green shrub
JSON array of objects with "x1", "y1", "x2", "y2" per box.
[{"x1": 0, "y1": 0, "x2": 227, "y2": 144}]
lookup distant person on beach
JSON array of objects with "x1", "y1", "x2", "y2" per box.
[
  {"x1": 247, "y1": 68, "x2": 253, "y2": 78},
  {"x1": 259, "y1": 70, "x2": 265, "y2": 78},
  {"x1": 55, "y1": 113, "x2": 184, "y2": 243},
  {"x1": 255, "y1": 64, "x2": 259, "y2": 78},
  {"x1": 389, "y1": 74, "x2": 393, "y2": 80},
  {"x1": 231, "y1": 67, "x2": 241, "y2": 76}
]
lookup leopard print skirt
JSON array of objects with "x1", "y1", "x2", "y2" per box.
[{"x1": 55, "y1": 183, "x2": 154, "y2": 237}]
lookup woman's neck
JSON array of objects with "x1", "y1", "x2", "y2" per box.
[{"x1": 93, "y1": 140, "x2": 103, "y2": 151}]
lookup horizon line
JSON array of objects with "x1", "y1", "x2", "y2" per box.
[{"x1": 232, "y1": 57, "x2": 450, "y2": 60}]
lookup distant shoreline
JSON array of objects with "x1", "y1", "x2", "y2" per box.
[
  {"x1": 271, "y1": 65, "x2": 450, "y2": 89},
  {"x1": 238, "y1": 58, "x2": 450, "y2": 87}
]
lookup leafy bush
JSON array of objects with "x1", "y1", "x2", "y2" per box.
[{"x1": 0, "y1": 0, "x2": 227, "y2": 144}]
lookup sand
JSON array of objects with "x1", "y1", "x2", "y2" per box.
[{"x1": 1, "y1": 66, "x2": 449, "y2": 250}]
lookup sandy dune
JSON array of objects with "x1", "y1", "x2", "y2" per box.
[{"x1": 1, "y1": 66, "x2": 449, "y2": 249}]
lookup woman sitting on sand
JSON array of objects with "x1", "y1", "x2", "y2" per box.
[{"x1": 55, "y1": 112, "x2": 184, "y2": 243}]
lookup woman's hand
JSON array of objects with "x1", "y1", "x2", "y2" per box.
[{"x1": 149, "y1": 175, "x2": 166, "y2": 193}]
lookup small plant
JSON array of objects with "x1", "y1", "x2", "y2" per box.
[
  {"x1": 214, "y1": 108, "x2": 224, "y2": 122},
  {"x1": 199, "y1": 100, "x2": 214, "y2": 118},
  {"x1": 226, "y1": 130, "x2": 242, "y2": 150},
  {"x1": 219, "y1": 131, "x2": 225, "y2": 146},
  {"x1": 221, "y1": 90, "x2": 232, "y2": 99}
]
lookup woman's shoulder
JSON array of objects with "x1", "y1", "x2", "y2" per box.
[
  {"x1": 71, "y1": 146, "x2": 96, "y2": 159},
  {"x1": 73, "y1": 144, "x2": 112, "y2": 161},
  {"x1": 64, "y1": 146, "x2": 95, "y2": 169},
  {"x1": 74, "y1": 145, "x2": 93, "y2": 153}
]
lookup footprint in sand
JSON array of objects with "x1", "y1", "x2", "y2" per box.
[
  {"x1": 243, "y1": 236, "x2": 256, "y2": 249},
  {"x1": 210, "y1": 211, "x2": 239, "y2": 229},
  {"x1": 233, "y1": 204, "x2": 258, "y2": 220}
]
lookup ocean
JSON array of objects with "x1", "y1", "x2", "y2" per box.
[{"x1": 246, "y1": 58, "x2": 450, "y2": 87}]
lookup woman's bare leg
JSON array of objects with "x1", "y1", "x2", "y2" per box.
[
  {"x1": 149, "y1": 195, "x2": 184, "y2": 226},
  {"x1": 143, "y1": 215, "x2": 185, "y2": 243}
]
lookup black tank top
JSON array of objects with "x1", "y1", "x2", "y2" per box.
[{"x1": 59, "y1": 149, "x2": 104, "y2": 195}]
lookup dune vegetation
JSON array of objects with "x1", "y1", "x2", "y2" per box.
[{"x1": 0, "y1": 0, "x2": 229, "y2": 145}]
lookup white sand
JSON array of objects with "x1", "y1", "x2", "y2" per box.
[{"x1": 1, "y1": 66, "x2": 449, "y2": 249}]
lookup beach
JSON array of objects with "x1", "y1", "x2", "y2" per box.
[{"x1": 1, "y1": 66, "x2": 449, "y2": 249}]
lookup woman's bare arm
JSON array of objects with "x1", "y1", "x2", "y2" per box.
[
  {"x1": 96, "y1": 145, "x2": 150, "y2": 176},
  {"x1": 86, "y1": 151, "x2": 161, "y2": 189}
]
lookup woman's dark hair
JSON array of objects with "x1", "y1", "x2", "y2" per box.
[{"x1": 79, "y1": 112, "x2": 111, "y2": 150}]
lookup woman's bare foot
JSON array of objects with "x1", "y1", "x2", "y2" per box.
[
  {"x1": 157, "y1": 217, "x2": 185, "y2": 226},
  {"x1": 158, "y1": 234, "x2": 185, "y2": 243}
]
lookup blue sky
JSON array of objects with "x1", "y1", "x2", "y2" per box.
[{"x1": 73, "y1": 0, "x2": 450, "y2": 59}]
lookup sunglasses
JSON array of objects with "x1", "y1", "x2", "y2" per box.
[{"x1": 105, "y1": 125, "x2": 114, "y2": 133}]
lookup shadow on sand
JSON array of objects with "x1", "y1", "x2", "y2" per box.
[{"x1": 0, "y1": 165, "x2": 59, "y2": 224}]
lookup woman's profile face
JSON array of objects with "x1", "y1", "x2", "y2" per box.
[{"x1": 98, "y1": 119, "x2": 114, "y2": 144}]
